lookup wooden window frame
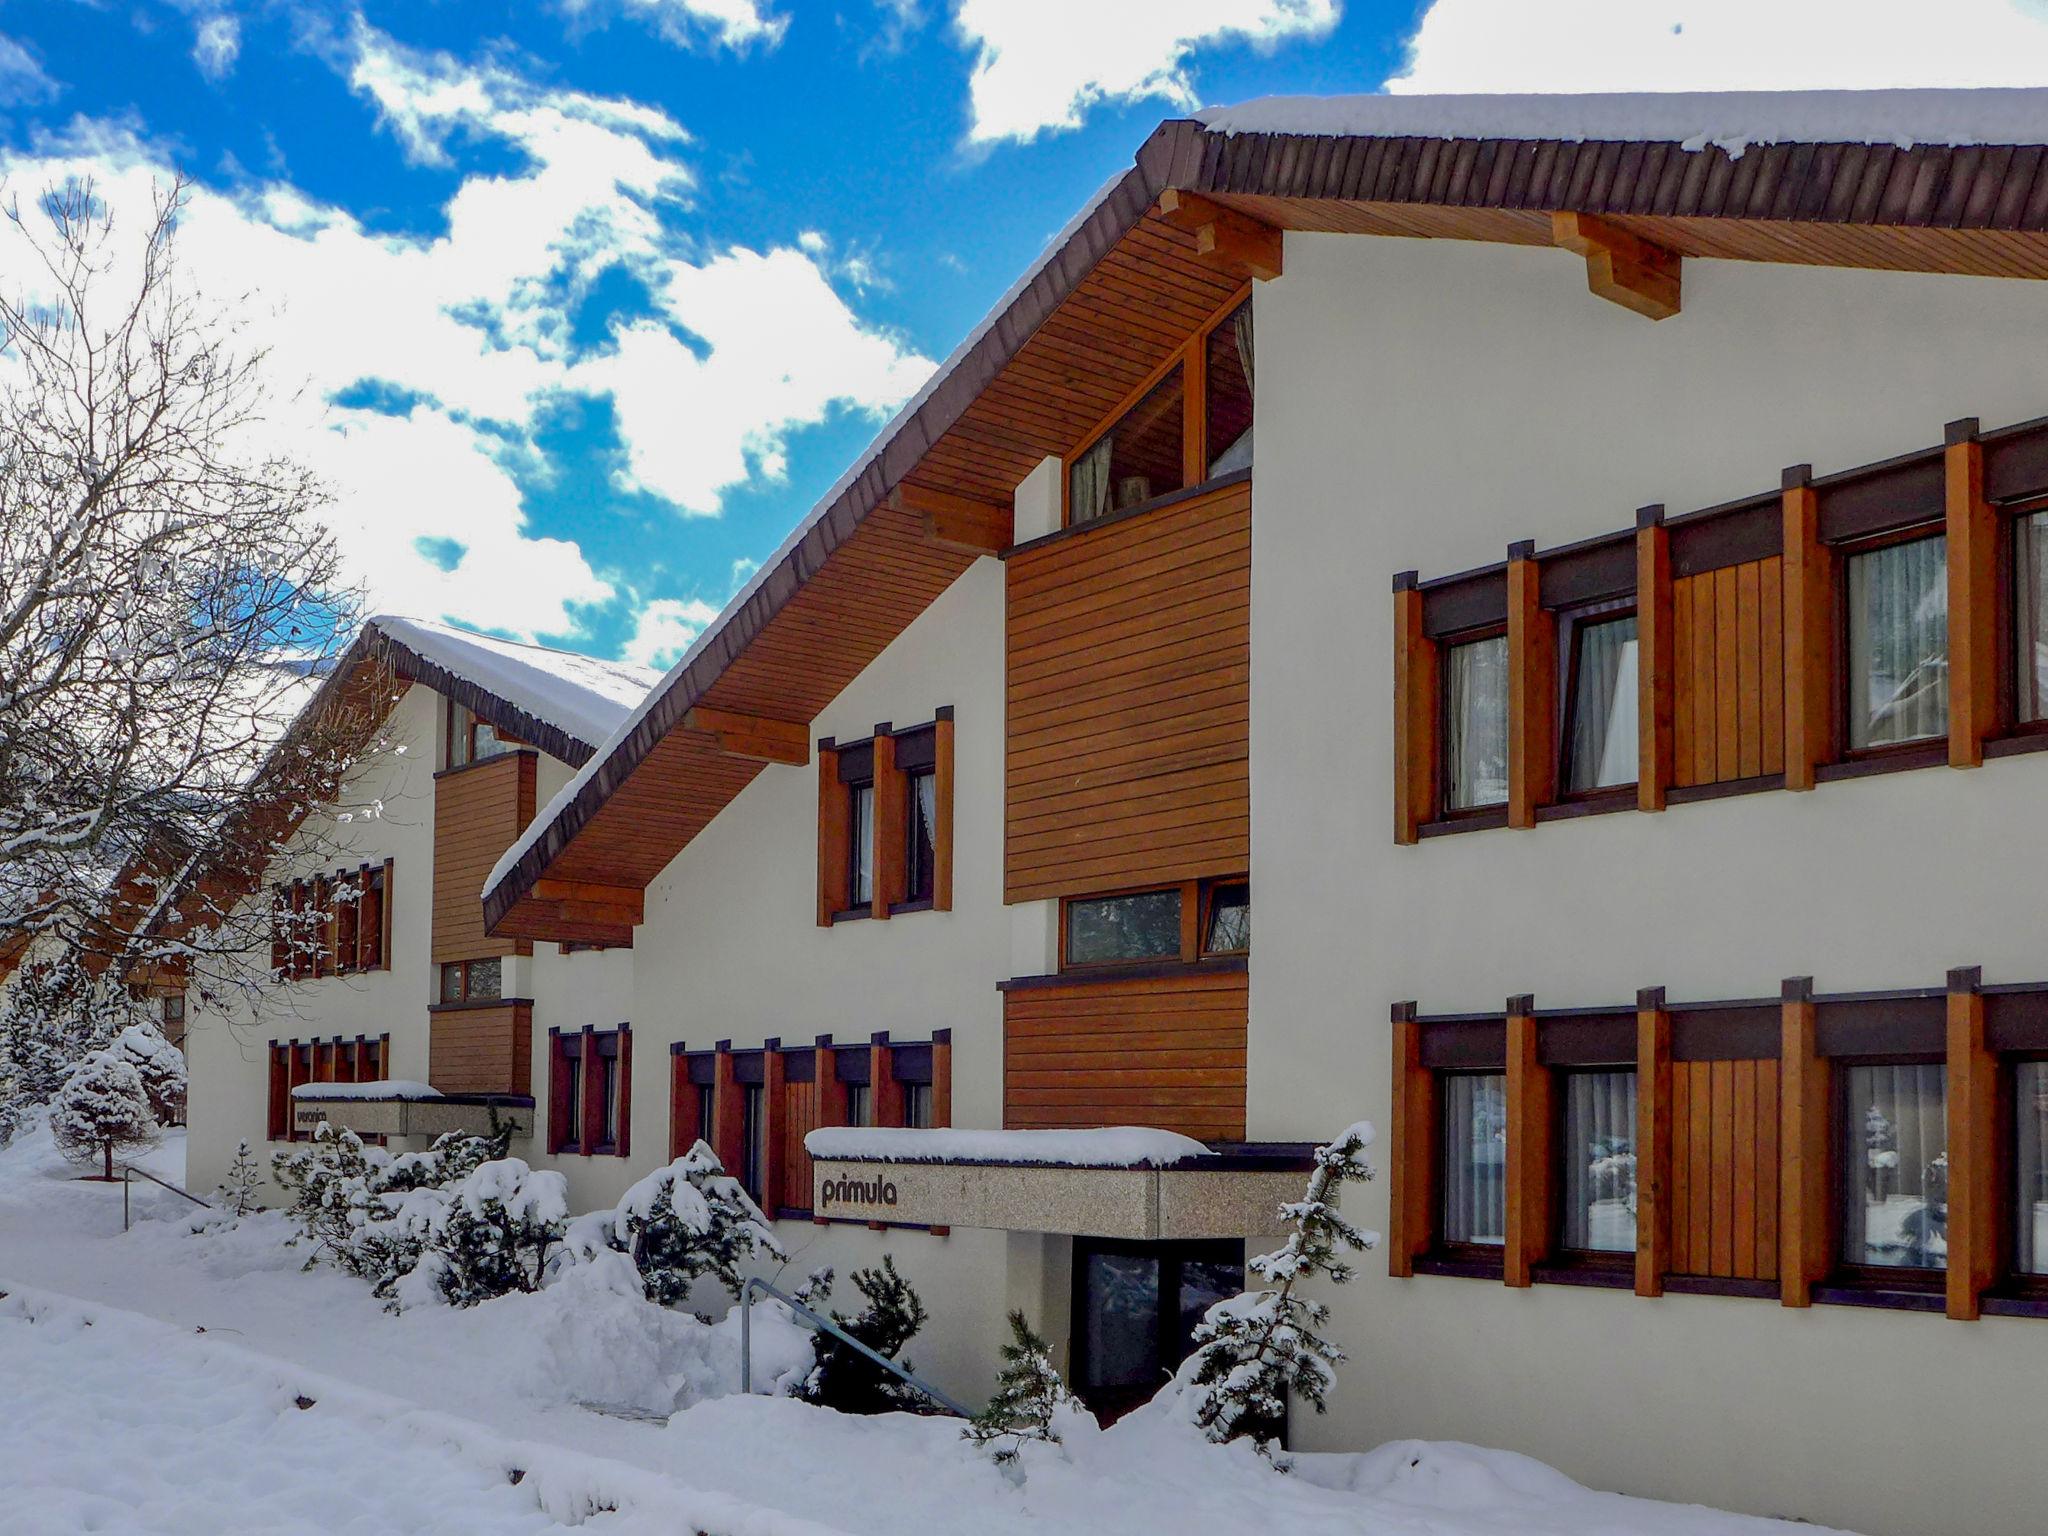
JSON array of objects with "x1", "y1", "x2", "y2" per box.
[
  {"x1": 818, "y1": 712, "x2": 953, "y2": 927},
  {"x1": 270, "y1": 861, "x2": 394, "y2": 980},
  {"x1": 1426, "y1": 1066, "x2": 1512, "y2": 1276},
  {"x1": 1554, "y1": 598, "x2": 1641, "y2": 804},
  {"x1": 1435, "y1": 624, "x2": 1510, "y2": 822},
  {"x1": 1994, "y1": 493, "x2": 2048, "y2": 744},
  {"x1": 1546, "y1": 1064, "x2": 1640, "y2": 1278},
  {"x1": 1998, "y1": 1052, "x2": 2048, "y2": 1302},
  {"x1": 1057, "y1": 876, "x2": 1248, "y2": 973},
  {"x1": 444, "y1": 697, "x2": 525, "y2": 771},
  {"x1": 270, "y1": 1032, "x2": 390, "y2": 1143},
  {"x1": 1833, "y1": 522, "x2": 1951, "y2": 765},
  {"x1": 438, "y1": 957, "x2": 504, "y2": 1004},
  {"x1": 1823, "y1": 1050, "x2": 1951, "y2": 1301},
  {"x1": 551, "y1": 1024, "x2": 629, "y2": 1159},
  {"x1": 1060, "y1": 285, "x2": 1253, "y2": 531}
]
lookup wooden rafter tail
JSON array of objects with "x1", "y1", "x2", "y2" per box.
[
  {"x1": 681, "y1": 706, "x2": 810, "y2": 766},
  {"x1": 1550, "y1": 211, "x2": 1681, "y2": 321},
  {"x1": 1155, "y1": 189, "x2": 1283, "y2": 282},
  {"x1": 888, "y1": 485, "x2": 1011, "y2": 556},
  {"x1": 531, "y1": 876, "x2": 644, "y2": 929}
]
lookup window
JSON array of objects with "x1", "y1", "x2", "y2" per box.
[
  {"x1": 1065, "y1": 888, "x2": 1183, "y2": 967},
  {"x1": 904, "y1": 1082, "x2": 933, "y2": 1129},
  {"x1": 2016, "y1": 1062, "x2": 2048, "y2": 1277},
  {"x1": 439, "y1": 957, "x2": 503, "y2": 1003},
  {"x1": 160, "y1": 994, "x2": 185, "y2": 1026},
  {"x1": 550, "y1": 1025, "x2": 629, "y2": 1158},
  {"x1": 847, "y1": 780, "x2": 875, "y2": 909},
  {"x1": 1070, "y1": 365, "x2": 1185, "y2": 525},
  {"x1": 697, "y1": 1083, "x2": 715, "y2": 1146},
  {"x1": 1443, "y1": 633, "x2": 1509, "y2": 811},
  {"x1": 1560, "y1": 610, "x2": 1639, "y2": 794},
  {"x1": 1205, "y1": 300, "x2": 1254, "y2": 478},
  {"x1": 906, "y1": 769, "x2": 938, "y2": 906},
  {"x1": 1559, "y1": 1070, "x2": 1638, "y2": 1255},
  {"x1": 598, "y1": 1038, "x2": 621, "y2": 1150},
  {"x1": 270, "y1": 863, "x2": 393, "y2": 980},
  {"x1": 1202, "y1": 881, "x2": 1249, "y2": 955},
  {"x1": 845, "y1": 1082, "x2": 871, "y2": 1128},
  {"x1": 741, "y1": 1084, "x2": 767, "y2": 1202},
  {"x1": 1840, "y1": 1061, "x2": 1948, "y2": 1272},
  {"x1": 2016, "y1": 510, "x2": 2048, "y2": 724},
  {"x1": 1072, "y1": 1239, "x2": 1245, "y2": 1421},
  {"x1": 1440, "y1": 1073, "x2": 1507, "y2": 1249},
  {"x1": 1846, "y1": 534, "x2": 1948, "y2": 751},
  {"x1": 560, "y1": 1048, "x2": 583, "y2": 1148},
  {"x1": 444, "y1": 699, "x2": 519, "y2": 770},
  {"x1": 268, "y1": 1034, "x2": 390, "y2": 1142}
]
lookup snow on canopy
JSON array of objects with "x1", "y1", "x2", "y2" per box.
[
  {"x1": 368, "y1": 617, "x2": 658, "y2": 753},
  {"x1": 805, "y1": 1126, "x2": 1212, "y2": 1168},
  {"x1": 291, "y1": 1080, "x2": 442, "y2": 1102},
  {"x1": 1196, "y1": 87, "x2": 2048, "y2": 159}
]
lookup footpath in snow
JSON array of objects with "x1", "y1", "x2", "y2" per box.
[{"x1": 0, "y1": 1128, "x2": 1858, "y2": 1536}]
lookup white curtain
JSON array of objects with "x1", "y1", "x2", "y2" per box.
[
  {"x1": 1069, "y1": 434, "x2": 1113, "y2": 524},
  {"x1": 913, "y1": 770, "x2": 937, "y2": 881},
  {"x1": 2017, "y1": 513, "x2": 2048, "y2": 723},
  {"x1": 1561, "y1": 1071, "x2": 1638, "y2": 1252},
  {"x1": 1446, "y1": 635, "x2": 1509, "y2": 809},
  {"x1": 849, "y1": 783, "x2": 875, "y2": 906},
  {"x1": 2019, "y1": 1062, "x2": 2048, "y2": 1275},
  {"x1": 1843, "y1": 1062, "x2": 1948, "y2": 1269},
  {"x1": 1441, "y1": 1074, "x2": 1507, "y2": 1245},
  {"x1": 1568, "y1": 617, "x2": 1639, "y2": 792},
  {"x1": 1233, "y1": 301, "x2": 1254, "y2": 402},
  {"x1": 1848, "y1": 535, "x2": 1949, "y2": 749}
]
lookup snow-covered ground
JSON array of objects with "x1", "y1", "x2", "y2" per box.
[{"x1": 0, "y1": 1128, "x2": 1855, "y2": 1536}]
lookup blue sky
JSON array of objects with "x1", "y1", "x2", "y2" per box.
[{"x1": 2, "y1": 0, "x2": 2043, "y2": 666}]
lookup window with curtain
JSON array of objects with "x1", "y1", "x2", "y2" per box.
[
  {"x1": 845, "y1": 1082, "x2": 871, "y2": 1128},
  {"x1": 1846, "y1": 534, "x2": 1949, "y2": 750},
  {"x1": 906, "y1": 769, "x2": 937, "y2": 904},
  {"x1": 1841, "y1": 1061, "x2": 1948, "y2": 1270},
  {"x1": 1563, "y1": 613, "x2": 1639, "y2": 793},
  {"x1": 1560, "y1": 1070, "x2": 1638, "y2": 1254},
  {"x1": 1444, "y1": 634, "x2": 1509, "y2": 811},
  {"x1": 847, "y1": 781, "x2": 875, "y2": 909},
  {"x1": 904, "y1": 1081, "x2": 933, "y2": 1129},
  {"x1": 1069, "y1": 365, "x2": 1185, "y2": 525},
  {"x1": 558, "y1": 1042, "x2": 582, "y2": 1151},
  {"x1": 2016, "y1": 511, "x2": 2048, "y2": 724},
  {"x1": 696, "y1": 1083, "x2": 715, "y2": 1147},
  {"x1": 742, "y1": 1083, "x2": 767, "y2": 1203},
  {"x1": 1440, "y1": 1073, "x2": 1507, "y2": 1247},
  {"x1": 1206, "y1": 301, "x2": 1253, "y2": 478},
  {"x1": 2015, "y1": 1061, "x2": 2048, "y2": 1276}
]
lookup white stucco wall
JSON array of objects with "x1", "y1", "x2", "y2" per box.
[
  {"x1": 586, "y1": 557, "x2": 1020, "y2": 1401},
  {"x1": 1248, "y1": 233, "x2": 2048, "y2": 1536}
]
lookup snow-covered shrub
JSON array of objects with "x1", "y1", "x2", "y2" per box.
[
  {"x1": 562, "y1": 1140, "x2": 782, "y2": 1306},
  {"x1": 1182, "y1": 1122, "x2": 1377, "y2": 1456},
  {"x1": 49, "y1": 1050, "x2": 158, "y2": 1179},
  {"x1": 965, "y1": 1310, "x2": 1088, "y2": 1472},
  {"x1": 796, "y1": 1255, "x2": 931, "y2": 1415},
  {"x1": 401, "y1": 1158, "x2": 568, "y2": 1308},
  {"x1": 215, "y1": 1138, "x2": 265, "y2": 1217},
  {"x1": 0, "y1": 959, "x2": 155, "y2": 1123},
  {"x1": 110, "y1": 1023, "x2": 186, "y2": 1126}
]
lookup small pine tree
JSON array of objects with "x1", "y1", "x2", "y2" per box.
[
  {"x1": 216, "y1": 1138, "x2": 264, "y2": 1217},
  {"x1": 564, "y1": 1140, "x2": 783, "y2": 1306},
  {"x1": 1183, "y1": 1122, "x2": 1377, "y2": 1455},
  {"x1": 1, "y1": 957, "x2": 100, "y2": 1104},
  {"x1": 799, "y1": 1254, "x2": 930, "y2": 1415},
  {"x1": 111, "y1": 1024, "x2": 186, "y2": 1126},
  {"x1": 49, "y1": 1050, "x2": 158, "y2": 1179},
  {"x1": 965, "y1": 1311, "x2": 1084, "y2": 1469},
  {"x1": 415, "y1": 1158, "x2": 568, "y2": 1307}
]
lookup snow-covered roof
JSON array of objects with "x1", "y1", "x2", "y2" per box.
[
  {"x1": 368, "y1": 617, "x2": 657, "y2": 756},
  {"x1": 803, "y1": 1126, "x2": 1212, "y2": 1168},
  {"x1": 1197, "y1": 87, "x2": 2048, "y2": 159},
  {"x1": 291, "y1": 1080, "x2": 442, "y2": 1102}
]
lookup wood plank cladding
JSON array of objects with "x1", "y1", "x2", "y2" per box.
[
  {"x1": 433, "y1": 751, "x2": 535, "y2": 965},
  {"x1": 1005, "y1": 478, "x2": 1250, "y2": 902},
  {"x1": 1669, "y1": 1056, "x2": 1781, "y2": 1284},
  {"x1": 1002, "y1": 967, "x2": 1248, "y2": 1141},
  {"x1": 1671, "y1": 556, "x2": 1785, "y2": 788},
  {"x1": 429, "y1": 1001, "x2": 532, "y2": 1095}
]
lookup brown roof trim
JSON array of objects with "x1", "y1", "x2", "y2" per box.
[
  {"x1": 364, "y1": 625, "x2": 600, "y2": 769},
  {"x1": 481, "y1": 127, "x2": 1197, "y2": 935}
]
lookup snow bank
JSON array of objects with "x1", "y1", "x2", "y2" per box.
[
  {"x1": 1196, "y1": 87, "x2": 2048, "y2": 159},
  {"x1": 804, "y1": 1126, "x2": 1211, "y2": 1167},
  {"x1": 292, "y1": 1078, "x2": 442, "y2": 1101},
  {"x1": 371, "y1": 615, "x2": 658, "y2": 752}
]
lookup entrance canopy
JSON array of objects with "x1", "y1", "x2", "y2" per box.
[{"x1": 805, "y1": 1127, "x2": 1310, "y2": 1241}]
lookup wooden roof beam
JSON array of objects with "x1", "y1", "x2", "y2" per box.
[
  {"x1": 889, "y1": 484, "x2": 1012, "y2": 556},
  {"x1": 1551, "y1": 212, "x2": 1681, "y2": 321},
  {"x1": 532, "y1": 877, "x2": 644, "y2": 927},
  {"x1": 1156, "y1": 190, "x2": 1283, "y2": 282},
  {"x1": 681, "y1": 706, "x2": 810, "y2": 766}
]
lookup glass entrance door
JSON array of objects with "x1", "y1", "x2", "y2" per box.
[{"x1": 1070, "y1": 1238, "x2": 1244, "y2": 1422}]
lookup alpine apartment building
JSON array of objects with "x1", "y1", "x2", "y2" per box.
[{"x1": 187, "y1": 89, "x2": 2048, "y2": 1536}]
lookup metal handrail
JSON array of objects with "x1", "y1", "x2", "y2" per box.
[
  {"x1": 120, "y1": 1163, "x2": 213, "y2": 1232},
  {"x1": 739, "y1": 1275, "x2": 972, "y2": 1418}
]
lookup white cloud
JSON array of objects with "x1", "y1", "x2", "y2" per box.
[
  {"x1": 557, "y1": 0, "x2": 789, "y2": 52},
  {"x1": 955, "y1": 0, "x2": 1338, "y2": 144},
  {"x1": 622, "y1": 595, "x2": 724, "y2": 667},
  {"x1": 192, "y1": 14, "x2": 240, "y2": 81},
  {"x1": 1391, "y1": 0, "x2": 2048, "y2": 94},
  {"x1": 0, "y1": 34, "x2": 58, "y2": 106},
  {"x1": 0, "y1": 19, "x2": 929, "y2": 650}
]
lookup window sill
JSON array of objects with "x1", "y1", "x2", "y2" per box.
[
  {"x1": 1412, "y1": 1252, "x2": 1505, "y2": 1281},
  {"x1": 1418, "y1": 807, "x2": 1509, "y2": 838},
  {"x1": 429, "y1": 996, "x2": 530, "y2": 1013},
  {"x1": 1664, "y1": 772, "x2": 1784, "y2": 806},
  {"x1": 1533, "y1": 790, "x2": 1635, "y2": 824},
  {"x1": 888, "y1": 898, "x2": 935, "y2": 917},
  {"x1": 1661, "y1": 1274, "x2": 1779, "y2": 1301},
  {"x1": 1980, "y1": 1291, "x2": 2048, "y2": 1319},
  {"x1": 998, "y1": 955, "x2": 1249, "y2": 992},
  {"x1": 830, "y1": 907, "x2": 872, "y2": 924},
  {"x1": 1531, "y1": 1260, "x2": 1634, "y2": 1290},
  {"x1": 1983, "y1": 730, "x2": 2048, "y2": 761},
  {"x1": 1006, "y1": 468, "x2": 1253, "y2": 558},
  {"x1": 1814, "y1": 741, "x2": 1948, "y2": 783},
  {"x1": 1811, "y1": 1282, "x2": 1947, "y2": 1313},
  {"x1": 433, "y1": 748, "x2": 536, "y2": 782}
]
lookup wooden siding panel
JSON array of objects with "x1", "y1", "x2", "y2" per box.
[
  {"x1": 1665, "y1": 1052, "x2": 1782, "y2": 1282},
  {"x1": 428, "y1": 1002, "x2": 532, "y2": 1096},
  {"x1": 1005, "y1": 481, "x2": 1251, "y2": 902},
  {"x1": 1002, "y1": 969, "x2": 1248, "y2": 1140},
  {"x1": 1668, "y1": 556, "x2": 1785, "y2": 787},
  {"x1": 433, "y1": 752, "x2": 535, "y2": 964}
]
